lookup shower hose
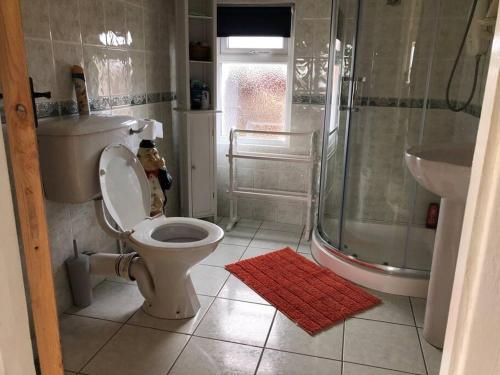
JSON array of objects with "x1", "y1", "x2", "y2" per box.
[{"x1": 446, "y1": 0, "x2": 482, "y2": 112}]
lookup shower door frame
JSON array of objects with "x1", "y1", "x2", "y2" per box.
[{"x1": 316, "y1": 0, "x2": 430, "y2": 279}]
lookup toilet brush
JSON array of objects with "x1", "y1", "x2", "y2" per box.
[{"x1": 65, "y1": 240, "x2": 93, "y2": 307}]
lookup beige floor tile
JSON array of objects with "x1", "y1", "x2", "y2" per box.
[
  {"x1": 344, "y1": 319, "x2": 426, "y2": 374},
  {"x1": 201, "y1": 244, "x2": 247, "y2": 267},
  {"x1": 67, "y1": 281, "x2": 143, "y2": 322},
  {"x1": 222, "y1": 226, "x2": 258, "y2": 246},
  {"x1": 240, "y1": 247, "x2": 279, "y2": 260},
  {"x1": 250, "y1": 229, "x2": 301, "y2": 250},
  {"x1": 190, "y1": 265, "x2": 230, "y2": 296},
  {"x1": 256, "y1": 349, "x2": 341, "y2": 375},
  {"x1": 418, "y1": 328, "x2": 442, "y2": 375},
  {"x1": 218, "y1": 275, "x2": 269, "y2": 305},
  {"x1": 169, "y1": 336, "x2": 262, "y2": 374},
  {"x1": 355, "y1": 290, "x2": 415, "y2": 326},
  {"x1": 343, "y1": 362, "x2": 408, "y2": 375},
  {"x1": 127, "y1": 295, "x2": 214, "y2": 334},
  {"x1": 266, "y1": 312, "x2": 343, "y2": 360},
  {"x1": 194, "y1": 298, "x2": 275, "y2": 346},
  {"x1": 411, "y1": 297, "x2": 426, "y2": 328},
  {"x1": 82, "y1": 325, "x2": 189, "y2": 375},
  {"x1": 59, "y1": 314, "x2": 121, "y2": 372},
  {"x1": 260, "y1": 221, "x2": 304, "y2": 233}
]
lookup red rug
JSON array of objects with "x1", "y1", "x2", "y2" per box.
[{"x1": 225, "y1": 248, "x2": 381, "y2": 335}]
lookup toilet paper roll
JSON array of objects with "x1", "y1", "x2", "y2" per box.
[{"x1": 138, "y1": 119, "x2": 163, "y2": 140}]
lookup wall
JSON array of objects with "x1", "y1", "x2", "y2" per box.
[
  {"x1": 216, "y1": 0, "x2": 331, "y2": 226},
  {"x1": 10, "y1": 0, "x2": 177, "y2": 314}
]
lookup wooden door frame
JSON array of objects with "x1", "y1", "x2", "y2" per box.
[{"x1": 0, "y1": 1, "x2": 63, "y2": 374}]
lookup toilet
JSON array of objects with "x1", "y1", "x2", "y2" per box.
[
  {"x1": 97, "y1": 144, "x2": 223, "y2": 319},
  {"x1": 36, "y1": 114, "x2": 223, "y2": 319}
]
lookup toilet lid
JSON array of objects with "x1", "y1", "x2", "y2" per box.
[{"x1": 99, "y1": 144, "x2": 151, "y2": 231}]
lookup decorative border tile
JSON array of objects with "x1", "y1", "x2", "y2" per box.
[
  {"x1": 36, "y1": 101, "x2": 59, "y2": 118},
  {"x1": 131, "y1": 94, "x2": 147, "y2": 105},
  {"x1": 292, "y1": 94, "x2": 311, "y2": 104},
  {"x1": 89, "y1": 96, "x2": 112, "y2": 112},
  {"x1": 59, "y1": 100, "x2": 79, "y2": 116}
]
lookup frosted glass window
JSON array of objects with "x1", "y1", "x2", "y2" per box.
[
  {"x1": 220, "y1": 63, "x2": 288, "y2": 139},
  {"x1": 227, "y1": 36, "x2": 284, "y2": 49}
]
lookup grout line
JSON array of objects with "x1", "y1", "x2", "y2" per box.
[
  {"x1": 62, "y1": 311, "x2": 132, "y2": 325},
  {"x1": 410, "y1": 298, "x2": 429, "y2": 375},
  {"x1": 252, "y1": 309, "x2": 277, "y2": 375},
  {"x1": 165, "y1": 334, "x2": 194, "y2": 375},
  {"x1": 165, "y1": 297, "x2": 219, "y2": 375},
  {"x1": 348, "y1": 316, "x2": 420, "y2": 328},
  {"x1": 210, "y1": 295, "x2": 271, "y2": 306},
  {"x1": 342, "y1": 360, "x2": 420, "y2": 375},
  {"x1": 189, "y1": 333, "x2": 267, "y2": 351},
  {"x1": 74, "y1": 312, "x2": 136, "y2": 373}
]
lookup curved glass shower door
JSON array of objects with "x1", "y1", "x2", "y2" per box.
[{"x1": 318, "y1": 0, "x2": 446, "y2": 273}]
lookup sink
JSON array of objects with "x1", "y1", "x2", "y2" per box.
[
  {"x1": 405, "y1": 143, "x2": 474, "y2": 201},
  {"x1": 405, "y1": 142, "x2": 475, "y2": 349}
]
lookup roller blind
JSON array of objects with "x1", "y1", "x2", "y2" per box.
[{"x1": 217, "y1": 6, "x2": 292, "y2": 37}]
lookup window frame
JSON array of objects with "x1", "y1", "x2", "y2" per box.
[
  {"x1": 217, "y1": 36, "x2": 293, "y2": 147},
  {"x1": 220, "y1": 36, "x2": 289, "y2": 56}
]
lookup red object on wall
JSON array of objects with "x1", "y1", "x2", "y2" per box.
[{"x1": 426, "y1": 203, "x2": 440, "y2": 229}]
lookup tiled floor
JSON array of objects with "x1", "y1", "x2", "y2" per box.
[{"x1": 60, "y1": 219, "x2": 442, "y2": 375}]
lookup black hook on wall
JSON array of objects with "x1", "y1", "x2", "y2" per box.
[{"x1": 0, "y1": 77, "x2": 51, "y2": 128}]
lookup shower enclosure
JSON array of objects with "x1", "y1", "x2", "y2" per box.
[{"x1": 314, "y1": 0, "x2": 487, "y2": 295}]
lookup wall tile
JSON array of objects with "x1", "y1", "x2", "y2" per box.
[
  {"x1": 53, "y1": 42, "x2": 84, "y2": 100},
  {"x1": 24, "y1": 39, "x2": 56, "y2": 100},
  {"x1": 294, "y1": 20, "x2": 314, "y2": 58},
  {"x1": 21, "y1": 0, "x2": 51, "y2": 38},
  {"x1": 129, "y1": 50, "x2": 146, "y2": 94},
  {"x1": 144, "y1": 8, "x2": 159, "y2": 50},
  {"x1": 105, "y1": 0, "x2": 127, "y2": 47},
  {"x1": 294, "y1": 58, "x2": 312, "y2": 93},
  {"x1": 126, "y1": 3, "x2": 145, "y2": 50},
  {"x1": 313, "y1": 19, "x2": 330, "y2": 58},
  {"x1": 83, "y1": 45, "x2": 109, "y2": 98},
  {"x1": 312, "y1": 58, "x2": 328, "y2": 94},
  {"x1": 79, "y1": 0, "x2": 106, "y2": 45},
  {"x1": 49, "y1": 0, "x2": 81, "y2": 42},
  {"x1": 108, "y1": 49, "x2": 131, "y2": 95}
]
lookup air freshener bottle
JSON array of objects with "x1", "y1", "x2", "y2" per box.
[{"x1": 71, "y1": 65, "x2": 90, "y2": 114}]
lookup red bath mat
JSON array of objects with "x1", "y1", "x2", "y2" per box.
[{"x1": 225, "y1": 248, "x2": 381, "y2": 335}]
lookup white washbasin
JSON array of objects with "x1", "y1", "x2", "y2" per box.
[
  {"x1": 404, "y1": 142, "x2": 475, "y2": 349},
  {"x1": 405, "y1": 143, "x2": 475, "y2": 201}
]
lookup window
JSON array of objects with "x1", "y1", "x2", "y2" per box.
[{"x1": 218, "y1": 36, "x2": 292, "y2": 145}]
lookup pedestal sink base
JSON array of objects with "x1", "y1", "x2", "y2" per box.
[{"x1": 423, "y1": 198, "x2": 465, "y2": 348}]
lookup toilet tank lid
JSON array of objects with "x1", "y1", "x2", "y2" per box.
[{"x1": 37, "y1": 115, "x2": 138, "y2": 136}]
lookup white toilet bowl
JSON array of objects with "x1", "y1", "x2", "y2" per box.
[{"x1": 97, "y1": 144, "x2": 224, "y2": 319}]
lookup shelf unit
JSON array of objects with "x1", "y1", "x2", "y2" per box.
[
  {"x1": 174, "y1": 0, "x2": 219, "y2": 220},
  {"x1": 226, "y1": 129, "x2": 317, "y2": 238}
]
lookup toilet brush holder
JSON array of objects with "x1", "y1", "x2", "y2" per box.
[{"x1": 65, "y1": 240, "x2": 93, "y2": 307}]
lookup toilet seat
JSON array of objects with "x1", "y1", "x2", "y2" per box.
[
  {"x1": 99, "y1": 144, "x2": 224, "y2": 246},
  {"x1": 130, "y1": 216, "x2": 224, "y2": 251},
  {"x1": 99, "y1": 144, "x2": 151, "y2": 231}
]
